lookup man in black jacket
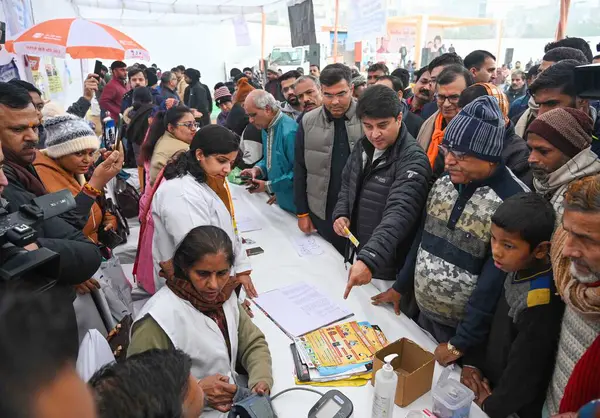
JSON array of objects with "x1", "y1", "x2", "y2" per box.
[
  {"x1": 184, "y1": 68, "x2": 210, "y2": 127},
  {"x1": 333, "y1": 85, "x2": 431, "y2": 300},
  {"x1": 0, "y1": 84, "x2": 103, "y2": 346},
  {"x1": 375, "y1": 75, "x2": 424, "y2": 138}
]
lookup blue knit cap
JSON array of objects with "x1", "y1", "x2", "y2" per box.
[{"x1": 442, "y1": 96, "x2": 505, "y2": 162}]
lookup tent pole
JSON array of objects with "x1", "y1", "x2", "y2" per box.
[
  {"x1": 495, "y1": 20, "x2": 503, "y2": 64},
  {"x1": 333, "y1": 0, "x2": 339, "y2": 63},
  {"x1": 261, "y1": 11, "x2": 266, "y2": 73}
]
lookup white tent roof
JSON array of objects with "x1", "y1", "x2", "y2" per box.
[{"x1": 71, "y1": 0, "x2": 286, "y2": 25}]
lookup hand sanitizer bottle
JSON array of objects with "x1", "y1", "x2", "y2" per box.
[{"x1": 372, "y1": 354, "x2": 399, "y2": 418}]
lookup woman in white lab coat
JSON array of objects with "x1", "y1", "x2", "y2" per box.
[
  {"x1": 128, "y1": 225, "x2": 273, "y2": 417},
  {"x1": 149, "y1": 125, "x2": 256, "y2": 297}
]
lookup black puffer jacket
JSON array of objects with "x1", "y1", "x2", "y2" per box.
[{"x1": 333, "y1": 126, "x2": 432, "y2": 280}]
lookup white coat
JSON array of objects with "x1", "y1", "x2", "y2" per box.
[
  {"x1": 151, "y1": 174, "x2": 252, "y2": 292},
  {"x1": 135, "y1": 287, "x2": 240, "y2": 418}
]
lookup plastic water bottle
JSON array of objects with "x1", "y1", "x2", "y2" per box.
[
  {"x1": 103, "y1": 112, "x2": 116, "y2": 149},
  {"x1": 372, "y1": 354, "x2": 398, "y2": 418}
]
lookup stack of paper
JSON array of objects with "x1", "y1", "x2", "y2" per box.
[
  {"x1": 253, "y1": 282, "x2": 353, "y2": 338},
  {"x1": 292, "y1": 321, "x2": 389, "y2": 386}
]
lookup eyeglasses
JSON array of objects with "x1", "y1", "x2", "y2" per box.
[
  {"x1": 435, "y1": 93, "x2": 461, "y2": 104},
  {"x1": 323, "y1": 91, "x2": 349, "y2": 99},
  {"x1": 175, "y1": 122, "x2": 199, "y2": 130},
  {"x1": 438, "y1": 145, "x2": 468, "y2": 161}
]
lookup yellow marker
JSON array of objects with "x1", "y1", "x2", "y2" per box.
[{"x1": 344, "y1": 227, "x2": 360, "y2": 247}]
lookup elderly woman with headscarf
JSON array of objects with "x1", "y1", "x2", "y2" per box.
[
  {"x1": 183, "y1": 68, "x2": 210, "y2": 127},
  {"x1": 457, "y1": 82, "x2": 533, "y2": 188}
]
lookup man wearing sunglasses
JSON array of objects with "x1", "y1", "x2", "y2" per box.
[
  {"x1": 380, "y1": 96, "x2": 529, "y2": 367},
  {"x1": 416, "y1": 65, "x2": 474, "y2": 182}
]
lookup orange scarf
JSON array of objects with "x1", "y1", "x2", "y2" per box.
[
  {"x1": 427, "y1": 113, "x2": 446, "y2": 168},
  {"x1": 206, "y1": 175, "x2": 232, "y2": 215}
]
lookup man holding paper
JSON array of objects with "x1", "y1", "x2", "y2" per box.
[{"x1": 333, "y1": 85, "x2": 431, "y2": 307}]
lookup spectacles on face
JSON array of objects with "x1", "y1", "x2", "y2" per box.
[
  {"x1": 435, "y1": 93, "x2": 461, "y2": 105},
  {"x1": 323, "y1": 90, "x2": 349, "y2": 99},
  {"x1": 438, "y1": 145, "x2": 468, "y2": 161},
  {"x1": 175, "y1": 121, "x2": 199, "y2": 130}
]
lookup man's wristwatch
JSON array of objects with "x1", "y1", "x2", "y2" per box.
[{"x1": 447, "y1": 342, "x2": 462, "y2": 356}]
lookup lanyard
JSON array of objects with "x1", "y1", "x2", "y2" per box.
[{"x1": 224, "y1": 181, "x2": 238, "y2": 236}]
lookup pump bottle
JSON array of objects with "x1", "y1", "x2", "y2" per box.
[{"x1": 372, "y1": 354, "x2": 398, "y2": 418}]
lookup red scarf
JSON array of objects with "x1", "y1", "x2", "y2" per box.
[
  {"x1": 166, "y1": 274, "x2": 239, "y2": 359},
  {"x1": 4, "y1": 147, "x2": 47, "y2": 196},
  {"x1": 559, "y1": 334, "x2": 600, "y2": 413}
]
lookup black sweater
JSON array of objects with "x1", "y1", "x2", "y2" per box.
[{"x1": 464, "y1": 267, "x2": 565, "y2": 418}]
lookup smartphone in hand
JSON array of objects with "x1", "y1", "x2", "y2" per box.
[{"x1": 93, "y1": 60, "x2": 102, "y2": 79}]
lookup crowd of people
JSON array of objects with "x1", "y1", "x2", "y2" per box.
[{"x1": 1, "y1": 34, "x2": 600, "y2": 418}]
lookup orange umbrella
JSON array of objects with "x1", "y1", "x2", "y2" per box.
[{"x1": 6, "y1": 18, "x2": 150, "y2": 61}]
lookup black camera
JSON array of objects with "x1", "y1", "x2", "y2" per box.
[
  {"x1": 575, "y1": 63, "x2": 600, "y2": 100},
  {"x1": 0, "y1": 190, "x2": 75, "y2": 288}
]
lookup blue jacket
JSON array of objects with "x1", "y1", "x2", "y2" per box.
[{"x1": 256, "y1": 112, "x2": 297, "y2": 213}]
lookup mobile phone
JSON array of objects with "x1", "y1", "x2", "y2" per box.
[
  {"x1": 240, "y1": 175, "x2": 252, "y2": 181},
  {"x1": 246, "y1": 247, "x2": 264, "y2": 256},
  {"x1": 93, "y1": 60, "x2": 102, "y2": 79}
]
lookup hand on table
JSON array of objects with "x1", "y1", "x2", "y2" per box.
[
  {"x1": 83, "y1": 74, "x2": 99, "y2": 102},
  {"x1": 240, "y1": 167, "x2": 260, "y2": 181},
  {"x1": 434, "y1": 342, "x2": 462, "y2": 366},
  {"x1": 237, "y1": 273, "x2": 258, "y2": 298},
  {"x1": 252, "y1": 381, "x2": 270, "y2": 396},
  {"x1": 74, "y1": 278, "x2": 101, "y2": 295},
  {"x1": 298, "y1": 216, "x2": 316, "y2": 234},
  {"x1": 371, "y1": 288, "x2": 402, "y2": 315},
  {"x1": 461, "y1": 366, "x2": 492, "y2": 405},
  {"x1": 333, "y1": 217, "x2": 350, "y2": 237},
  {"x1": 24, "y1": 243, "x2": 39, "y2": 251},
  {"x1": 343, "y1": 260, "x2": 372, "y2": 299},
  {"x1": 247, "y1": 179, "x2": 266, "y2": 194},
  {"x1": 198, "y1": 374, "x2": 237, "y2": 412}
]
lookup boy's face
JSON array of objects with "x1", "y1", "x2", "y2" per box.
[{"x1": 490, "y1": 224, "x2": 547, "y2": 273}]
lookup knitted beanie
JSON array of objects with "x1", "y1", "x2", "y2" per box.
[
  {"x1": 43, "y1": 114, "x2": 100, "y2": 158},
  {"x1": 442, "y1": 95, "x2": 505, "y2": 162},
  {"x1": 527, "y1": 108, "x2": 593, "y2": 158},
  {"x1": 214, "y1": 86, "x2": 232, "y2": 106}
]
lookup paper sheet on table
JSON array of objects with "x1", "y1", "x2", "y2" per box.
[
  {"x1": 291, "y1": 235, "x2": 324, "y2": 257},
  {"x1": 237, "y1": 215, "x2": 262, "y2": 233},
  {"x1": 253, "y1": 282, "x2": 353, "y2": 338}
]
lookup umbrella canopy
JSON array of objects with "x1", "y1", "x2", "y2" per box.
[{"x1": 6, "y1": 18, "x2": 150, "y2": 61}]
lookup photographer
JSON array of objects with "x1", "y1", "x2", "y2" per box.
[
  {"x1": 0, "y1": 84, "x2": 102, "y2": 314},
  {"x1": 0, "y1": 82, "x2": 123, "y2": 233}
]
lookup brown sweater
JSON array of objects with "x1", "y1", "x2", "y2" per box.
[{"x1": 33, "y1": 150, "x2": 116, "y2": 243}]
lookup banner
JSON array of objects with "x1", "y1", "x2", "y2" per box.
[
  {"x1": 0, "y1": 59, "x2": 19, "y2": 82},
  {"x1": 233, "y1": 16, "x2": 251, "y2": 47},
  {"x1": 288, "y1": 0, "x2": 317, "y2": 47},
  {"x1": 2, "y1": 0, "x2": 34, "y2": 37},
  {"x1": 347, "y1": 0, "x2": 386, "y2": 43}
]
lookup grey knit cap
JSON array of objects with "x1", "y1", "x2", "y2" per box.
[{"x1": 43, "y1": 114, "x2": 100, "y2": 159}]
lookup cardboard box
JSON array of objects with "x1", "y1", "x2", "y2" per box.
[{"x1": 371, "y1": 338, "x2": 435, "y2": 407}]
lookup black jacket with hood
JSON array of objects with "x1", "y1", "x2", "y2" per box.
[{"x1": 332, "y1": 126, "x2": 432, "y2": 281}]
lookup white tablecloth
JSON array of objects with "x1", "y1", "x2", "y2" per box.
[{"x1": 229, "y1": 184, "x2": 488, "y2": 418}]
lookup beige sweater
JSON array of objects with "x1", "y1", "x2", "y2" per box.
[{"x1": 149, "y1": 131, "x2": 190, "y2": 186}]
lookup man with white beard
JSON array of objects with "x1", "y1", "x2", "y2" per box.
[{"x1": 546, "y1": 175, "x2": 600, "y2": 416}]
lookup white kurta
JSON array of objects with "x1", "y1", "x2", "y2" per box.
[
  {"x1": 134, "y1": 287, "x2": 241, "y2": 418},
  {"x1": 151, "y1": 174, "x2": 252, "y2": 292}
]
